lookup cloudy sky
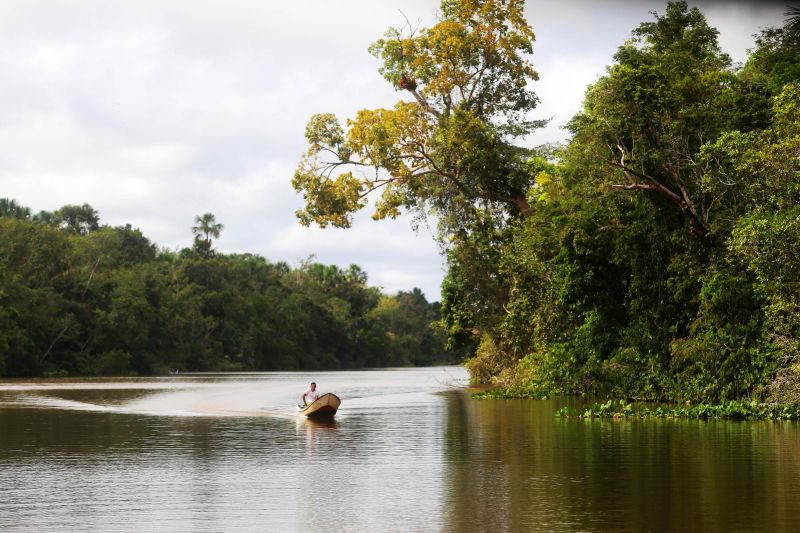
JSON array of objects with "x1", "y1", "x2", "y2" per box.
[{"x1": 0, "y1": 0, "x2": 787, "y2": 299}]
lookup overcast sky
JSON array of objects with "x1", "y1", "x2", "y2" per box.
[{"x1": 0, "y1": 0, "x2": 787, "y2": 299}]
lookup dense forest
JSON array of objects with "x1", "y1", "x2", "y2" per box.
[
  {"x1": 0, "y1": 201, "x2": 454, "y2": 377},
  {"x1": 293, "y1": 1, "x2": 800, "y2": 404}
]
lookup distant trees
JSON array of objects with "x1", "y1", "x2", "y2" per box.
[
  {"x1": 52, "y1": 204, "x2": 100, "y2": 235},
  {"x1": 372, "y1": 289, "x2": 450, "y2": 366},
  {"x1": 0, "y1": 198, "x2": 31, "y2": 219},
  {"x1": 0, "y1": 201, "x2": 454, "y2": 377},
  {"x1": 0, "y1": 199, "x2": 100, "y2": 235}
]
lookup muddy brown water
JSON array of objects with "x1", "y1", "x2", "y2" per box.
[{"x1": 1, "y1": 367, "x2": 799, "y2": 532}]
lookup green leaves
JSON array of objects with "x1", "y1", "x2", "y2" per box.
[
  {"x1": 370, "y1": 0, "x2": 537, "y2": 123},
  {"x1": 0, "y1": 217, "x2": 455, "y2": 377},
  {"x1": 292, "y1": 167, "x2": 365, "y2": 228},
  {"x1": 294, "y1": 0, "x2": 539, "y2": 233},
  {"x1": 52, "y1": 204, "x2": 100, "y2": 236},
  {"x1": 304, "y1": 113, "x2": 346, "y2": 156},
  {"x1": 567, "y1": 1, "x2": 742, "y2": 239},
  {"x1": 554, "y1": 399, "x2": 800, "y2": 420},
  {"x1": 0, "y1": 198, "x2": 31, "y2": 220},
  {"x1": 456, "y1": 3, "x2": 800, "y2": 407}
]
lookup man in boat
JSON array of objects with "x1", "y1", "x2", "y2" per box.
[{"x1": 302, "y1": 382, "x2": 319, "y2": 406}]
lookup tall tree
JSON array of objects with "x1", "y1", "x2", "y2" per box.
[
  {"x1": 567, "y1": 1, "x2": 737, "y2": 239},
  {"x1": 192, "y1": 213, "x2": 223, "y2": 258},
  {"x1": 292, "y1": 0, "x2": 542, "y2": 236}
]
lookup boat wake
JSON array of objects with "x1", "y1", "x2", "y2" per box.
[
  {"x1": 0, "y1": 367, "x2": 469, "y2": 418},
  {"x1": 1, "y1": 382, "x2": 299, "y2": 418}
]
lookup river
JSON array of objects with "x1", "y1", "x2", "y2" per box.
[{"x1": 1, "y1": 367, "x2": 799, "y2": 532}]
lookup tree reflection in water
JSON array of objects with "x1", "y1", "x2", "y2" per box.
[{"x1": 443, "y1": 391, "x2": 800, "y2": 532}]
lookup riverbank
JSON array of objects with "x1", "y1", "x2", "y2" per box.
[{"x1": 474, "y1": 388, "x2": 800, "y2": 420}]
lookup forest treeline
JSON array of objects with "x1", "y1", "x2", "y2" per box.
[
  {"x1": 292, "y1": 1, "x2": 800, "y2": 404},
  {"x1": 0, "y1": 202, "x2": 454, "y2": 377}
]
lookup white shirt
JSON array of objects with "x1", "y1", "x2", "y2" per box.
[{"x1": 303, "y1": 388, "x2": 319, "y2": 404}]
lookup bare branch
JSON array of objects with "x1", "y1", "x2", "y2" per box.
[
  {"x1": 81, "y1": 255, "x2": 102, "y2": 301},
  {"x1": 407, "y1": 87, "x2": 441, "y2": 117},
  {"x1": 611, "y1": 183, "x2": 660, "y2": 192},
  {"x1": 41, "y1": 321, "x2": 71, "y2": 364},
  {"x1": 398, "y1": 9, "x2": 421, "y2": 37},
  {"x1": 606, "y1": 160, "x2": 682, "y2": 203},
  {"x1": 606, "y1": 159, "x2": 710, "y2": 236},
  {"x1": 357, "y1": 169, "x2": 441, "y2": 199},
  {"x1": 466, "y1": 47, "x2": 492, "y2": 104}
]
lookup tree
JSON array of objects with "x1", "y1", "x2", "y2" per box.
[
  {"x1": 706, "y1": 83, "x2": 800, "y2": 401},
  {"x1": 568, "y1": 1, "x2": 737, "y2": 239},
  {"x1": 786, "y1": 6, "x2": 800, "y2": 40},
  {"x1": 370, "y1": 289, "x2": 452, "y2": 366},
  {"x1": 742, "y1": 25, "x2": 800, "y2": 95},
  {"x1": 0, "y1": 218, "x2": 76, "y2": 376},
  {"x1": 52, "y1": 203, "x2": 100, "y2": 235},
  {"x1": 32, "y1": 210, "x2": 55, "y2": 225},
  {"x1": 292, "y1": 0, "x2": 542, "y2": 235},
  {"x1": 0, "y1": 198, "x2": 31, "y2": 220},
  {"x1": 0, "y1": 209, "x2": 449, "y2": 377},
  {"x1": 434, "y1": 1, "x2": 799, "y2": 403},
  {"x1": 192, "y1": 213, "x2": 223, "y2": 258}
]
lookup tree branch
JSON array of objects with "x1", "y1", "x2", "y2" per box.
[
  {"x1": 606, "y1": 160, "x2": 710, "y2": 236},
  {"x1": 607, "y1": 161, "x2": 682, "y2": 203},
  {"x1": 81, "y1": 255, "x2": 102, "y2": 301},
  {"x1": 611, "y1": 183, "x2": 660, "y2": 192},
  {"x1": 41, "y1": 321, "x2": 71, "y2": 364},
  {"x1": 406, "y1": 87, "x2": 441, "y2": 117}
]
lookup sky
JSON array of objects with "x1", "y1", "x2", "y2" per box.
[{"x1": 0, "y1": 0, "x2": 788, "y2": 300}]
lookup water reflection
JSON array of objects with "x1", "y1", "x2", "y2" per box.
[
  {"x1": 296, "y1": 417, "x2": 340, "y2": 449},
  {"x1": 0, "y1": 368, "x2": 462, "y2": 532},
  {"x1": 2, "y1": 369, "x2": 800, "y2": 532},
  {"x1": 443, "y1": 392, "x2": 800, "y2": 532}
]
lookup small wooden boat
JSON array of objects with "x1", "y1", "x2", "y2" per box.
[{"x1": 297, "y1": 393, "x2": 341, "y2": 419}]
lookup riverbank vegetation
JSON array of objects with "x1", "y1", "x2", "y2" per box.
[
  {"x1": 0, "y1": 204, "x2": 454, "y2": 377},
  {"x1": 554, "y1": 399, "x2": 800, "y2": 421},
  {"x1": 292, "y1": 0, "x2": 800, "y2": 407}
]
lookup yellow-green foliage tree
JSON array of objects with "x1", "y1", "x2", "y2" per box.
[
  {"x1": 292, "y1": 0, "x2": 542, "y2": 235},
  {"x1": 293, "y1": 0, "x2": 800, "y2": 406}
]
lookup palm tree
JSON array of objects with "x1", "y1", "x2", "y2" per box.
[
  {"x1": 52, "y1": 203, "x2": 100, "y2": 235},
  {"x1": 787, "y1": 6, "x2": 800, "y2": 40},
  {"x1": 192, "y1": 212, "x2": 223, "y2": 258}
]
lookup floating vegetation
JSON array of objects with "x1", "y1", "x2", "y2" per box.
[{"x1": 554, "y1": 399, "x2": 800, "y2": 420}]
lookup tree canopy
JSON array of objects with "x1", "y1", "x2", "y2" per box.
[
  {"x1": 0, "y1": 201, "x2": 455, "y2": 377},
  {"x1": 293, "y1": 0, "x2": 800, "y2": 406},
  {"x1": 292, "y1": 0, "x2": 541, "y2": 235}
]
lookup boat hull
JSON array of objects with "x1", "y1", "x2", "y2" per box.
[{"x1": 298, "y1": 393, "x2": 341, "y2": 419}]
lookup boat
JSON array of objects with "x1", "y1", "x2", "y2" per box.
[{"x1": 297, "y1": 393, "x2": 341, "y2": 419}]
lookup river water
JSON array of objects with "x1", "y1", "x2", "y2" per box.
[{"x1": 1, "y1": 367, "x2": 799, "y2": 532}]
